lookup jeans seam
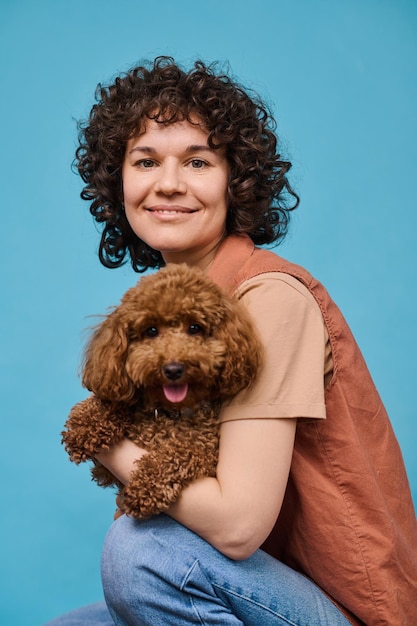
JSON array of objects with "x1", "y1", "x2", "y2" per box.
[
  {"x1": 179, "y1": 558, "x2": 201, "y2": 592},
  {"x1": 189, "y1": 596, "x2": 207, "y2": 626},
  {"x1": 181, "y1": 560, "x2": 297, "y2": 626},
  {"x1": 180, "y1": 559, "x2": 207, "y2": 625},
  {"x1": 212, "y1": 582, "x2": 298, "y2": 626}
]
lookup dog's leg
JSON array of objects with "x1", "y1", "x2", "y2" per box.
[
  {"x1": 62, "y1": 396, "x2": 132, "y2": 463},
  {"x1": 121, "y1": 440, "x2": 218, "y2": 519}
]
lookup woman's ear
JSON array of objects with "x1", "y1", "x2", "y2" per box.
[
  {"x1": 217, "y1": 299, "x2": 263, "y2": 398},
  {"x1": 82, "y1": 310, "x2": 135, "y2": 402}
]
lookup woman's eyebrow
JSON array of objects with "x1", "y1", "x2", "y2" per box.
[
  {"x1": 128, "y1": 144, "x2": 215, "y2": 155},
  {"x1": 186, "y1": 145, "x2": 214, "y2": 153},
  {"x1": 128, "y1": 146, "x2": 156, "y2": 155}
]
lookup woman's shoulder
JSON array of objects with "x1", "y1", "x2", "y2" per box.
[{"x1": 234, "y1": 271, "x2": 323, "y2": 318}]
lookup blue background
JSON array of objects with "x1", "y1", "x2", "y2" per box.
[{"x1": 1, "y1": 1, "x2": 416, "y2": 623}]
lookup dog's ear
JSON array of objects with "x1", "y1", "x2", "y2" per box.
[
  {"x1": 216, "y1": 299, "x2": 263, "y2": 398},
  {"x1": 82, "y1": 309, "x2": 135, "y2": 402}
]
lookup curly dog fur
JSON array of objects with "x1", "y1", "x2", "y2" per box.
[{"x1": 62, "y1": 263, "x2": 262, "y2": 519}]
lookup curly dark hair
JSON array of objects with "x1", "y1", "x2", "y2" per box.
[{"x1": 75, "y1": 56, "x2": 299, "y2": 272}]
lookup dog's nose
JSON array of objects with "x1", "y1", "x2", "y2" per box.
[{"x1": 163, "y1": 362, "x2": 185, "y2": 381}]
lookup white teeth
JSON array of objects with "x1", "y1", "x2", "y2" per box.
[{"x1": 153, "y1": 209, "x2": 190, "y2": 214}]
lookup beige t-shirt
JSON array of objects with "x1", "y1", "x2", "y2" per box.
[{"x1": 220, "y1": 272, "x2": 332, "y2": 423}]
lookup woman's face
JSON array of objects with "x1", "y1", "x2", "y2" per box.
[{"x1": 122, "y1": 118, "x2": 229, "y2": 269}]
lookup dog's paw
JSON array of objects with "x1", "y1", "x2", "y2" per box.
[
  {"x1": 62, "y1": 396, "x2": 131, "y2": 463},
  {"x1": 119, "y1": 453, "x2": 184, "y2": 518},
  {"x1": 121, "y1": 478, "x2": 182, "y2": 519},
  {"x1": 61, "y1": 430, "x2": 94, "y2": 463},
  {"x1": 120, "y1": 445, "x2": 218, "y2": 519}
]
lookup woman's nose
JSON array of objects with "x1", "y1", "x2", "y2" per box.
[{"x1": 154, "y1": 163, "x2": 187, "y2": 195}]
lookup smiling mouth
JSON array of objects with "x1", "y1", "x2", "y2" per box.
[{"x1": 147, "y1": 206, "x2": 198, "y2": 215}]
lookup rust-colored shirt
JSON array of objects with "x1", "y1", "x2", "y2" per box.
[{"x1": 208, "y1": 234, "x2": 417, "y2": 626}]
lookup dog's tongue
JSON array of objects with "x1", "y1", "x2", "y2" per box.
[{"x1": 163, "y1": 383, "x2": 188, "y2": 404}]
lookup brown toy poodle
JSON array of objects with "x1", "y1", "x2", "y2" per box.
[{"x1": 62, "y1": 263, "x2": 262, "y2": 519}]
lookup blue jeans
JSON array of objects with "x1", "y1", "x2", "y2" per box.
[{"x1": 45, "y1": 515, "x2": 350, "y2": 625}]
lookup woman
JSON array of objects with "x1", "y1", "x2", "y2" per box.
[{"x1": 47, "y1": 57, "x2": 417, "y2": 625}]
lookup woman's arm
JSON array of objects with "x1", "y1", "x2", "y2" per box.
[
  {"x1": 170, "y1": 417, "x2": 296, "y2": 559},
  {"x1": 96, "y1": 417, "x2": 296, "y2": 560}
]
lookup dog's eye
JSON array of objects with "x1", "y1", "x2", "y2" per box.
[
  {"x1": 143, "y1": 326, "x2": 159, "y2": 338},
  {"x1": 187, "y1": 323, "x2": 204, "y2": 336}
]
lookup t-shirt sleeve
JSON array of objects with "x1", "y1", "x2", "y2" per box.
[{"x1": 219, "y1": 272, "x2": 328, "y2": 423}]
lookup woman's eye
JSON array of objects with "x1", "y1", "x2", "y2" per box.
[
  {"x1": 143, "y1": 326, "x2": 159, "y2": 338},
  {"x1": 190, "y1": 159, "x2": 206, "y2": 169},
  {"x1": 136, "y1": 159, "x2": 155, "y2": 169},
  {"x1": 188, "y1": 323, "x2": 204, "y2": 335}
]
